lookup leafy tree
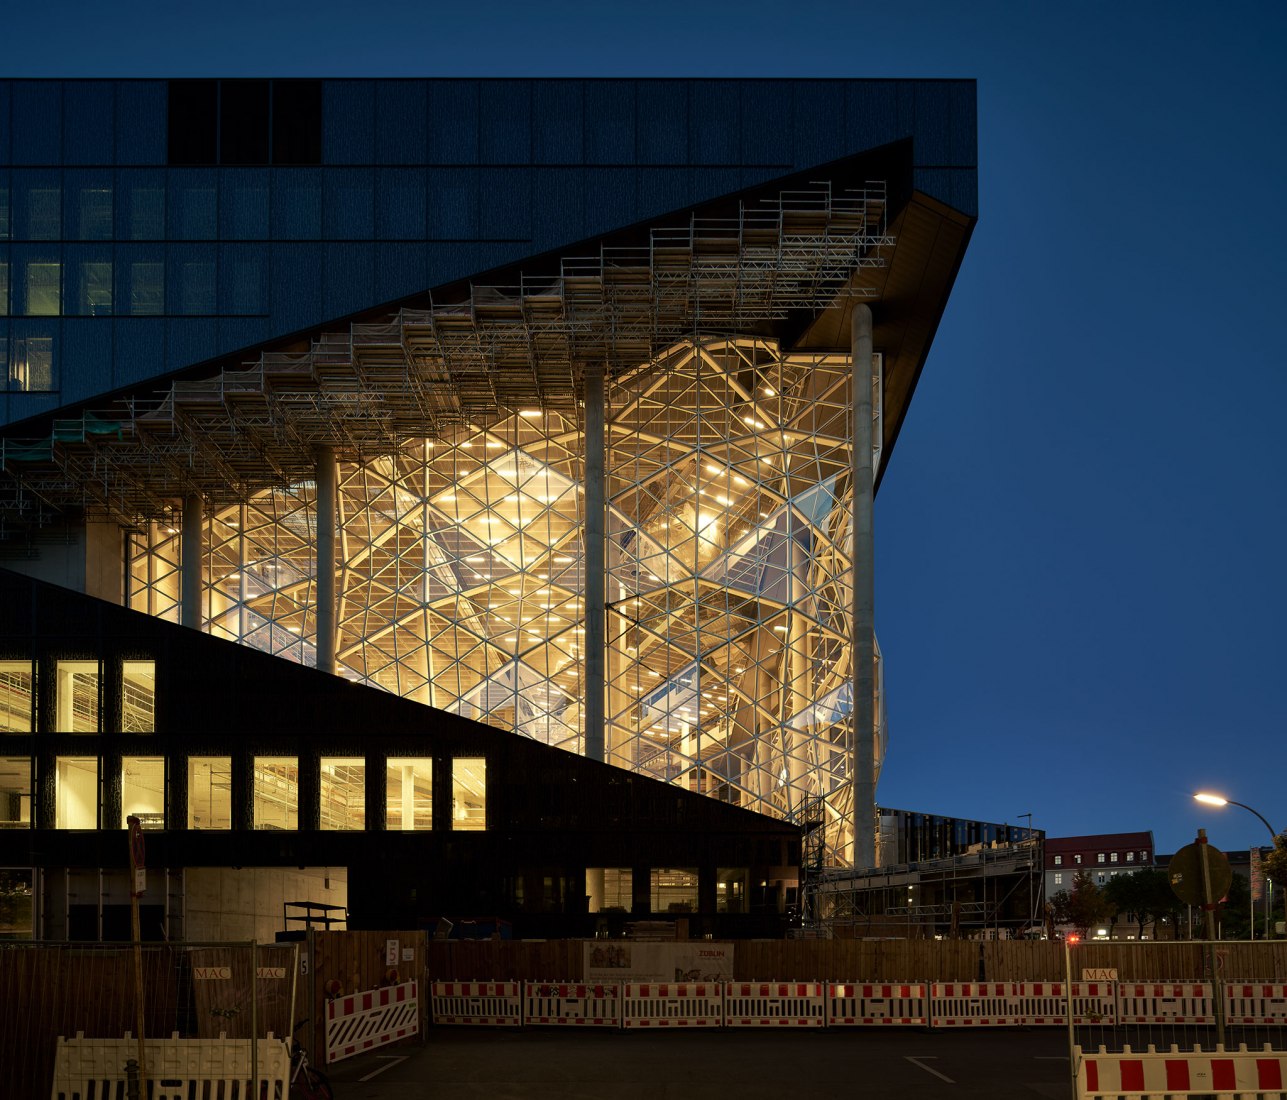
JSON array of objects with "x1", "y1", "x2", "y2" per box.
[
  {"x1": 1050, "y1": 871, "x2": 1115, "y2": 938},
  {"x1": 1264, "y1": 832, "x2": 1287, "y2": 891},
  {"x1": 1104, "y1": 869, "x2": 1186, "y2": 939}
]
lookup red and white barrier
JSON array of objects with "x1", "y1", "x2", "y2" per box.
[
  {"x1": 930, "y1": 983, "x2": 1025, "y2": 1027},
  {"x1": 523, "y1": 981, "x2": 621, "y2": 1027},
  {"x1": 1066, "y1": 982, "x2": 1118, "y2": 1027},
  {"x1": 1226, "y1": 983, "x2": 1287, "y2": 1026},
  {"x1": 325, "y1": 979, "x2": 420, "y2": 1064},
  {"x1": 724, "y1": 982, "x2": 825, "y2": 1027},
  {"x1": 1115, "y1": 982, "x2": 1215, "y2": 1025},
  {"x1": 827, "y1": 983, "x2": 928, "y2": 1026},
  {"x1": 431, "y1": 980, "x2": 522, "y2": 1026},
  {"x1": 51, "y1": 1032, "x2": 290, "y2": 1098},
  {"x1": 1075, "y1": 1043, "x2": 1287, "y2": 1098},
  {"x1": 622, "y1": 982, "x2": 724, "y2": 1028}
]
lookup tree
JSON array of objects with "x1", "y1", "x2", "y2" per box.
[
  {"x1": 1050, "y1": 871, "x2": 1115, "y2": 938},
  {"x1": 1264, "y1": 832, "x2": 1287, "y2": 891},
  {"x1": 1104, "y1": 869, "x2": 1185, "y2": 940}
]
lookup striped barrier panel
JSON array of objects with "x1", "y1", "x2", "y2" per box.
[
  {"x1": 724, "y1": 982, "x2": 826, "y2": 1027},
  {"x1": 431, "y1": 980, "x2": 523, "y2": 1026},
  {"x1": 523, "y1": 981, "x2": 622, "y2": 1027},
  {"x1": 1226, "y1": 983, "x2": 1287, "y2": 1026},
  {"x1": 50, "y1": 1032, "x2": 290, "y2": 1100},
  {"x1": 326, "y1": 979, "x2": 420, "y2": 1064},
  {"x1": 1075, "y1": 1043, "x2": 1287, "y2": 1099},
  {"x1": 622, "y1": 982, "x2": 724, "y2": 1028},
  {"x1": 827, "y1": 983, "x2": 928, "y2": 1026},
  {"x1": 929, "y1": 982, "x2": 1027, "y2": 1027},
  {"x1": 1066, "y1": 982, "x2": 1117, "y2": 1027},
  {"x1": 1115, "y1": 982, "x2": 1215, "y2": 1025}
]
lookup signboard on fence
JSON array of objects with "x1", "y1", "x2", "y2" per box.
[{"x1": 584, "y1": 942, "x2": 733, "y2": 982}]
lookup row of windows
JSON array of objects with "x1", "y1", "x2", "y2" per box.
[
  {"x1": 586, "y1": 867, "x2": 750, "y2": 915},
  {"x1": 0, "y1": 660, "x2": 154, "y2": 733},
  {"x1": 0, "y1": 169, "x2": 533, "y2": 244},
  {"x1": 1052, "y1": 870, "x2": 1135, "y2": 887},
  {"x1": 1052, "y1": 850, "x2": 1150, "y2": 867},
  {"x1": 0, "y1": 754, "x2": 484, "y2": 832},
  {"x1": 0, "y1": 253, "x2": 266, "y2": 321}
]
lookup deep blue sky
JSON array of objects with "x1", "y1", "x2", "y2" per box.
[{"x1": 10, "y1": 1, "x2": 1286, "y2": 854}]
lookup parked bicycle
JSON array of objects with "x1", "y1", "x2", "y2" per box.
[{"x1": 289, "y1": 1019, "x2": 333, "y2": 1099}]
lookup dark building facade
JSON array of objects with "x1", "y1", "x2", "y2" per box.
[{"x1": 0, "y1": 568, "x2": 800, "y2": 940}]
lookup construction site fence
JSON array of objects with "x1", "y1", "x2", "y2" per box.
[
  {"x1": 0, "y1": 941, "x2": 298, "y2": 1100},
  {"x1": 423, "y1": 978, "x2": 1287, "y2": 1031}
]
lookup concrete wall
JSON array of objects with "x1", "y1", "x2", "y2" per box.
[
  {"x1": 4, "y1": 520, "x2": 124, "y2": 604},
  {"x1": 184, "y1": 866, "x2": 349, "y2": 944}
]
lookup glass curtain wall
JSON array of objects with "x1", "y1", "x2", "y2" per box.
[{"x1": 127, "y1": 339, "x2": 886, "y2": 863}]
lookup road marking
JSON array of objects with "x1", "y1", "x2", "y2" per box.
[
  {"x1": 906, "y1": 1056, "x2": 955, "y2": 1083},
  {"x1": 358, "y1": 1055, "x2": 409, "y2": 1081}
]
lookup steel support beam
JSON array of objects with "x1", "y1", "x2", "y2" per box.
[
  {"x1": 583, "y1": 365, "x2": 606, "y2": 763},
  {"x1": 180, "y1": 493, "x2": 203, "y2": 630},
  {"x1": 851, "y1": 304, "x2": 877, "y2": 869},
  {"x1": 315, "y1": 446, "x2": 338, "y2": 676}
]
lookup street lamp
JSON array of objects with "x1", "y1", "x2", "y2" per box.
[{"x1": 1193, "y1": 792, "x2": 1279, "y2": 939}]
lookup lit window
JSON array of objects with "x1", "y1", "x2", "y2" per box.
[
  {"x1": 0, "y1": 661, "x2": 34, "y2": 733},
  {"x1": 386, "y1": 758, "x2": 432, "y2": 830},
  {"x1": 1096, "y1": 873, "x2": 1106, "y2": 884},
  {"x1": 55, "y1": 756, "x2": 98, "y2": 828},
  {"x1": 56, "y1": 660, "x2": 100, "y2": 733},
  {"x1": 587, "y1": 867, "x2": 631, "y2": 913},
  {"x1": 1054, "y1": 872, "x2": 1063, "y2": 886},
  {"x1": 1074, "y1": 854, "x2": 1082, "y2": 865},
  {"x1": 1096, "y1": 853, "x2": 1105, "y2": 864},
  {"x1": 121, "y1": 757, "x2": 165, "y2": 829},
  {"x1": 188, "y1": 757, "x2": 231, "y2": 829},
  {"x1": 1141, "y1": 851, "x2": 1149, "y2": 862},
  {"x1": 452, "y1": 757, "x2": 485, "y2": 831},
  {"x1": 717, "y1": 868, "x2": 748, "y2": 913},
  {"x1": 23, "y1": 261, "x2": 60, "y2": 316},
  {"x1": 1053, "y1": 855, "x2": 1062, "y2": 866},
  {"x1": 1126, "y1": 851, "x2": 1135, "y2": 862},
  {"x1": 1110, "y1": 852, "x2": 1118, "y2": 863},
  {"x1": 10, "y1": 334, "x2": 55, "y2": 391},
  {"x1": 122, "y1": 661, "x2": 156, "y2": 733},
  {"x1": 320, "y1": 757, "x2": 365, "y2": 830},
  {"x1": 253, "y1": 757, "x2": 298, "y2": 830},
  {"x1": 0, "y1": 757, "x2": 32, "y2": 828},
  {"x1": 650, "y1": 867, "x2": 698, "y2": 913}
]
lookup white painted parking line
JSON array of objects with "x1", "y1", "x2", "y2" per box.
[
  {"x1": 906, "y1": 1056, "x2": 955, "y2": 1083},
  {"x1": 359, "y1": 1055, "x2": 409, "y2": 1081}
]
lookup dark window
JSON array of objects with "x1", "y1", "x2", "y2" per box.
[
  {"x1": 168, "y1": 81, "x2": 218, "y2": 165},
  {"x1": 220, "y1": 81, "x2": 271, "y2": 165},
  {"x1": 272, "y1": 81, "x2": 323, "y2": 166}
]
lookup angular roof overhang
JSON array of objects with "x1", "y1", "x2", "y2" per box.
[{"x1": 0, "y1": 140, "x2": 974, "y2": 535}]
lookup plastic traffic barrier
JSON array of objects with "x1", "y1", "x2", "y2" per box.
[
  {"x1": 523, "y1": 981, "x2": 621, "y2": 1027},
  {"x1": 430, "y1": 980, "x2": 522, "y2": 1026},
  {"x1": 1225, "y1": 983, "x2": 1287, "y2": 1026},
  {"x1": 1115, "y1": 982, "x2": 1215, "y2": 1025},
  {"x1": 1075, "y1": 1043, "x2": 1287, "y2": 1098},
  {"x1": 621, "y1": 982, "x2": 723, "y2": 1028},
  {"x1": 827, "y1": 982, "x2": 928, "y2": 1026},
  {"x1": 325, "y1": 979, "x2": 419, "y2": 1064},
  {"x1": 724, "y1": 981, "x2": 825, "y2": 1027}
]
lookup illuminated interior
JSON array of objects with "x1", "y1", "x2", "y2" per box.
[{"x1": 128, "y1": 339, "x2": 886, "y2": 863}]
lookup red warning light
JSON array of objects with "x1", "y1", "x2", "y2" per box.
[{"x1": 1067, "y1": 933, "x2": 1082, "y2": 945}]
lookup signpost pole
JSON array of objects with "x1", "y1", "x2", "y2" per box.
[
  {"x1": 127, "y1": 815, "x2": 148, "y2": 1094},
  {"x1": 1194, "y1": 829, "x2": 1226, "y2": 1048}
]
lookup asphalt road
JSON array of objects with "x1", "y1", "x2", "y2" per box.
[{"x1": 323, "y1": 1028, "x2": 1075, "y2": 1099}]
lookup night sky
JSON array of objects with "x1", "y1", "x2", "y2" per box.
[{"x1": 10, "y1": 1, "x2": 1285, "y2": 855}]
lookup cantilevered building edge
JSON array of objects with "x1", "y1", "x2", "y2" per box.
[{"x1": 0, "y1": 80, "x2": 977, "y2": 902}]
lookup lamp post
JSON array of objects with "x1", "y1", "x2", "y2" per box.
[
  {"x1": 1019, "y1": 812, "x2": 1035, "y2": 932},
  {"x1": 1194, "y1": 792, "x2": 1279, "y2": 940}
]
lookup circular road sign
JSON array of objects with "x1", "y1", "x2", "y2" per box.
[{"x1": 1169, "y1": 840, "x2": 1232, "y2": 908}]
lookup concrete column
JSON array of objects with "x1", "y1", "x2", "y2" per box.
[
  {"x1": 180, "y1": 493, "x2": 204, "y2": 630},
  {"x1": 851, "y1": 304, "x2": 877, "y2": 869},
  {"x1": 583, "y1": 365, "x2": 606, "y2": 762},
  {"x1": 315, "y1": 447, "x2": 338, "y2": 675}
]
